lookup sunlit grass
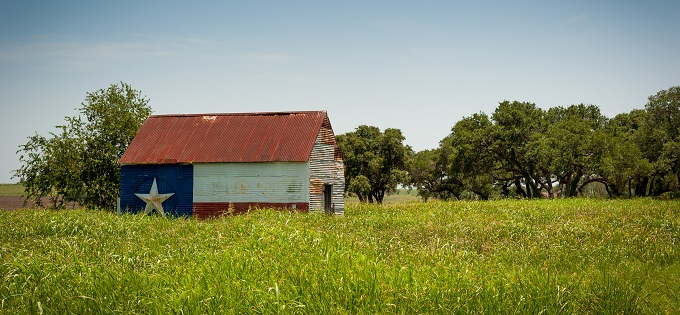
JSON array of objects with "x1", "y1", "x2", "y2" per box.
[
  {"x1": 344, "y1": 188, "x2": 420, "y2": 204},
  {"x1": 0, "y1": 199, "x2": 678, "y2": 314}
]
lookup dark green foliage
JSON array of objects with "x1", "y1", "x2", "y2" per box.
[
  {"x1": 14, "y1": 82, "x2": 152, "y2": 210},
  {"x1": 409, "y1": 148, "x2": 463, "y2": 201},
  {"x1": 336, "y1": 125, "x2": 411, "y2": 203},
  {"x1": 413, "y1": 86, "x2": 680, "y2": 199}
]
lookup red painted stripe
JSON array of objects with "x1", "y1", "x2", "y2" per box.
[{"x1": 192, "y1": 202, "x2": 309, "y2": 218}]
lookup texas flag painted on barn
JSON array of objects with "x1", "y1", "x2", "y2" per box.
[{"x1": 119, "y1": 111, "x2": 345, "y2": 218}]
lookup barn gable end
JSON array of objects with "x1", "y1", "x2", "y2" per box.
[{"x1": 309, "y1": 115, "x2": 345, "y2": 214}]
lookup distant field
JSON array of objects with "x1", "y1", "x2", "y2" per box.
[
  {"x1": 1, "y1": 199, "x2": 678, "y2": 314},
  {"x1": 0, "y1": 183, "x2": 23, "y2": 196},
  {"x1": 345, "y1": 188, "x2": 421, "y2": 204}
]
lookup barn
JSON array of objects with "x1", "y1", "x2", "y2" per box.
[{"x1": 118, "y1": 111, "x2": 345, "y2": 218}]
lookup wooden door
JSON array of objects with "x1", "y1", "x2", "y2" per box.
[{"x1": 323, "y1": 184, "x2": 333, "y2": 213}]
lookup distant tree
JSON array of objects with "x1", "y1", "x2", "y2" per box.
[
  {"x1": 347, "y1": 175, "x2": 372, "y2": 202},
  {"x1": 595, "y1": 110, "x2": 652, "y2": 197},
  {"x1": 14, "y1": 82, "x2": 152, "y2": 210},
  {"x1": 490, "y1": 101, "x2": 546, "y2": 198},
  {"x1": 539, "y1": 104, "x2": 608, "y2": 197},
  {"x1": 408, "y1": 148, "x2": 462, "y2": 201},
  {"x1": 445, "y1": 113, "x2": 496, "y2": 199},
  {"x1": 436, "y1": 102, "x2": 614, "y2": 199},
  {"x1": 341, "y1": 86, "x2": 680, "y2": 202},
  {"x1": 336, "y1": 125, "x2": 411, "y2": 203},
  {"x1": 598, "y1": 138, "x2": 653, "y2": 197},
  {"x1": 596, "y1": 87, "x2": 680, "y2": 197},
  {"x1": 644, "y1": 86, "x2": 680, "y2": 194}
]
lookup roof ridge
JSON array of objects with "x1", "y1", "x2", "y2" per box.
[{"x1": 150, "y1": 110, "x2": 326, "y2": 118}]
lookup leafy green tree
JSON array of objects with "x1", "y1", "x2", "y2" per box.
[
  {"x1": 14, "y1": 82, "x2": 152, "y2": 210},
  {"x1": 408, "y1": 148, "x2": 463, "y2": 201},
  {"x1": 348, "y1": 175, "x2": 372, "y2": 202},
  {"x1": 336, "y1": 125, "x2": 411, "y2": 203},
  {"x1": 538, "y1": 104, "x2": 608, "y2": 197},
  {"x1": 435, "y1": 102, "x2": 613, "y2": 199},
  {"x1": 445, "y1": 113, "x2": 496, "y2": 199},
  {"x1": 598, "y1": 87, "x2": 680, "y2": 197},
  {"x1": 490, "y1": 101, "x2": 546, "y2": 198},
  {"x1": 643, "y1": 86, "x2": 680, "y2": 194},
  {"x1": 598, "y1": 138, "x2": 653, "y2": 197},
  {"x1": 595, "y1": 110, "x2": 652, "y2": 197}
]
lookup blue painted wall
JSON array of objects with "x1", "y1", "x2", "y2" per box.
[{"x1": 120, "y1": 164, "x2": 194, "y2": 216}]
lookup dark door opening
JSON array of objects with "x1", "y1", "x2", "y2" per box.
[{"x1": 323, "y1": 184, "x2": 333, "y2": 213}]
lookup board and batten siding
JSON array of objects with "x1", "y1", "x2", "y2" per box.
[
  {"x1": 192, "y1": 162, "x2": 310, "y2": 217},
  {"x1": 309, "y1": 120, "x2": 345, "y2": 215}
]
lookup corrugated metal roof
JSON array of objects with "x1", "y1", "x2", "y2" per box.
[{"x1": 120, "y1": 111, "x2": 329, "y2": 164}]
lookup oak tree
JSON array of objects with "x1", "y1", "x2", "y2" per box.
[
  {"x1": 14, "y1": 82, "x2": 152, "y2": 210},
  {"x1": 336, "y1": 125, "x2": 411, "y2": 203}
]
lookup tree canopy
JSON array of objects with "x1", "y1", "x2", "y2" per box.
[
  {"x1": 409, "y1": 86, "x2": 680, "y2": 200},
  {"x1": 14, "y1": 82, "x2": 152, "y2": 210},
  {"x1": 336, "y1": 125, "x2": 411, "y2": 203}
]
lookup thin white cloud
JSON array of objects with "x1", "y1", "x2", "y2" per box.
[
  {"x1": 0, "y1": 36, "x2": 297, "y2": 71},
  {"x1": 0, "y1": 35, "x2": 234, "y2": 71},
  {"x1": 0, "y1": 40, "x2": 173, "y2": 68}
]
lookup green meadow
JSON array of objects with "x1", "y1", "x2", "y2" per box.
[
  {"x1": 0, "y1": 184, "x2": 24, "y2": 197},
  {"x1": 1, "y1": 199, "x2": 679, "y2": 314}
]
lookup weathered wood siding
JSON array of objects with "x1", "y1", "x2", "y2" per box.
[
  {"x1": 193, "y1": 162, "x2": 309, "y2": 203},
  {"x1": 309, "y1": 117, "x2": 345, "y2": 214}
]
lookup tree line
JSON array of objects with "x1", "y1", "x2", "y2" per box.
[
  {"x1": 338, "y1": 86, "x2": 680, "y2": 202},
  {"x1": 14, "y1": 83, "x2": 678, "y2": 209}
]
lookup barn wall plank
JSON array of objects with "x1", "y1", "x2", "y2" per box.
[{"x1": 193, "y1": 162, "x2": 309, "y2": 203}]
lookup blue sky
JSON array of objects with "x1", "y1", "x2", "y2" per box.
[{"x1": 1, "y1": 1, "x2": 679, "y2": 183}]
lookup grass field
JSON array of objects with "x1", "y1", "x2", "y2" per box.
[
  {"x1": 1, "y1": 199, "x2": 679, "y2": 314},
  {"x1": 0, "y1": 184, "x2": 23, "y2": 197},
  {"x1": 344, "y1": 188, "x2": 421, "y2": 204}
]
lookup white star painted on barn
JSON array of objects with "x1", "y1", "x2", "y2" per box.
[{"x1": 134, "y1": 178, "x2": 174, "y2": 216}]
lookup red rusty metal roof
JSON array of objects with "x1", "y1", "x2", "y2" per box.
[{"x1": 120, "y1": 111, "x2": 329, "y2": 164}]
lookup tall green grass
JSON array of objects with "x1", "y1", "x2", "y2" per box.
[{"x1": 1, "y1": 199, "x2": 678, "y2": 314}]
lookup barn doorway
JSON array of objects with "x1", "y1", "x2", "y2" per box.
[{"x1": 323, "y1": 184, "x2": 333, "y2": 213}]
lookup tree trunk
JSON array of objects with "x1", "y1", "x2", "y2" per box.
[
  {"x1": 524, "y1": 174, "x2": 540, "y2": 198},
  {"x1": 635, "y1": 176, "x2": 648, "y2": 197},
  {"x1": 569, "y1": 170, "x2": 582, "y2": 197},
  {"x1": 501, "y1": 183, "x2": 510, "y2": 197},
  {"x1": 375, "y1": 189, "x2": 385, "y2": 204},
  {"x1": 514, "y1": 179, "x2": 526, "y2": 198},
  {"x1": 576, "y1": 177, "x2": 608, "y2": 197},
  {"x1": 559, "y1": 173, "x2": 571, "y2": 198},
  {"x1": 543, "y1": 171, "x2": 554, "y2": 199},
  {"x1": 650, "y1": 176, "x2": 667, "y2": 196}
]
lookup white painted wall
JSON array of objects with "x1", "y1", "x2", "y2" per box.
[{"x1": 193, "y1": 162, "x2": 309, "y2": 203}]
